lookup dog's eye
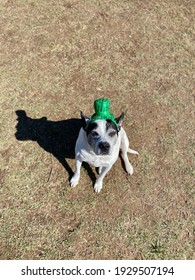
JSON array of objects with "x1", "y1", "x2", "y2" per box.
[
  {"x1": 90, "y1": 131, "x2": 99, "y2": 137},
  {"x1": 109, "y1": 131, "x2": 117, "y2": 137}
]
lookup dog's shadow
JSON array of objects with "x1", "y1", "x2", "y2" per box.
[{"x1": 15, "y1": 110, "x2": 96, "y2": 183}]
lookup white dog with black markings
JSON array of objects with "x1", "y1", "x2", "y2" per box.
[{"x1": 70, "y1": 99, "x2": 139, "y2": 192}]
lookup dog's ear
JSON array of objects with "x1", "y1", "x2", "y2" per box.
[
  {"x1": 80, "y1": 111, "x2": 91, "y2": 129},
  {"x1": 115, "y1": 112, "x2": 124, "y2": 130}
]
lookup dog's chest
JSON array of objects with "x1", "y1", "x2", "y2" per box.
[{"x1": 82, "y1": 151, "x2": 112, "y2": 167}]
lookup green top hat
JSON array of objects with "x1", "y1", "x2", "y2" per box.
[{"x1": 90, "y1": 98, "x2": 118, "y2": 127}]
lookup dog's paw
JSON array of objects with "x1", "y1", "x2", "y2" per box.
[
  {"x1": 126, "y1": 164, "x2": 134, "y2": 175},
  {"x1": 94, "y1": 181, "x2": 103, "y2": 193},
  {"x1": 70, "y1": 174, "x2": 79, "y2": 188}
]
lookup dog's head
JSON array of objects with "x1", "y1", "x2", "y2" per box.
[{"x1": 81, "y1": 112, "x2": 124, "y2": 155}]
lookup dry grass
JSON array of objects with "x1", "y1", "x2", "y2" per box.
[{"x1": 0, "y1": 0, "x2": 195, "y2": 259}]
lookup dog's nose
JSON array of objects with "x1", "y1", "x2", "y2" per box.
[{"x1": 99, "y1": 141, "x2": 110, "y2": 154}]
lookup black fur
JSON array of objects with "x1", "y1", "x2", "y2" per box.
[
  {"x1": 80, "y1": 111, "x2": 90, "y2": 129},
  {"x1": 115, "y1": 112, "x2": 125, "y2": 130},
  {"x1": 106, "y1": 119, "x2": 118, "y2": 133},
  {"x1": 85, "y1": 122, "x2": 98, "y2": 136}
]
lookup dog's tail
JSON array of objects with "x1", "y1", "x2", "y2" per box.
[{"x1": 128, "y1": 148, "x2": 139, "y2": 155}]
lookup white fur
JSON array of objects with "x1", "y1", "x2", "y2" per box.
[{"x1": 70, "y1": 121, "x2": 138, "y2": 192}]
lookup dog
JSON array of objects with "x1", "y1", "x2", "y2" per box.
[{"x1": 70, "y1": 110, "x2": 139, "y2": 193}]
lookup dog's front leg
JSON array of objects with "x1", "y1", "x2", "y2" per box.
[
  {"x1": 94, "y1": 166, "x2": 112, "y2": 193},
  {"x1": 70, "y1": 156, "x2": 82, "y2": 187}
]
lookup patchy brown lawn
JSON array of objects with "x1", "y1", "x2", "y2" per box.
[{"x1": 0, "y1": 0, "x2": 194, "y2": 259}]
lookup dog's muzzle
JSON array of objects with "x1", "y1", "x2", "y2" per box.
[{"x1": 98, "y1": 141, "x2": 110, "y2": 155}]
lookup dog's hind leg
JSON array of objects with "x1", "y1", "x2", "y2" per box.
[
  {"x1": 97, "y1": 166, "x2": 103, "y2": 175},
  {"x1": 121, "y1": 150, "x2": 134, "y2": 175},
  {"x1": 120, "y1": 130, "x2": 137, "y2": 175}
]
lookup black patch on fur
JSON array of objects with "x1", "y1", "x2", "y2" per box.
[
  {"x1": 81, "y1": 111, "x2": 90, "y2": 129},
  {"x1": 86, "y1": 122, "x2": 98, "y2": 136},
  {"x1": 106, "y1": 119, "x2": 118, "y2": 134},
  {"x1": 81, "y1": 118, "x2": 87, "y2": 129}
]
